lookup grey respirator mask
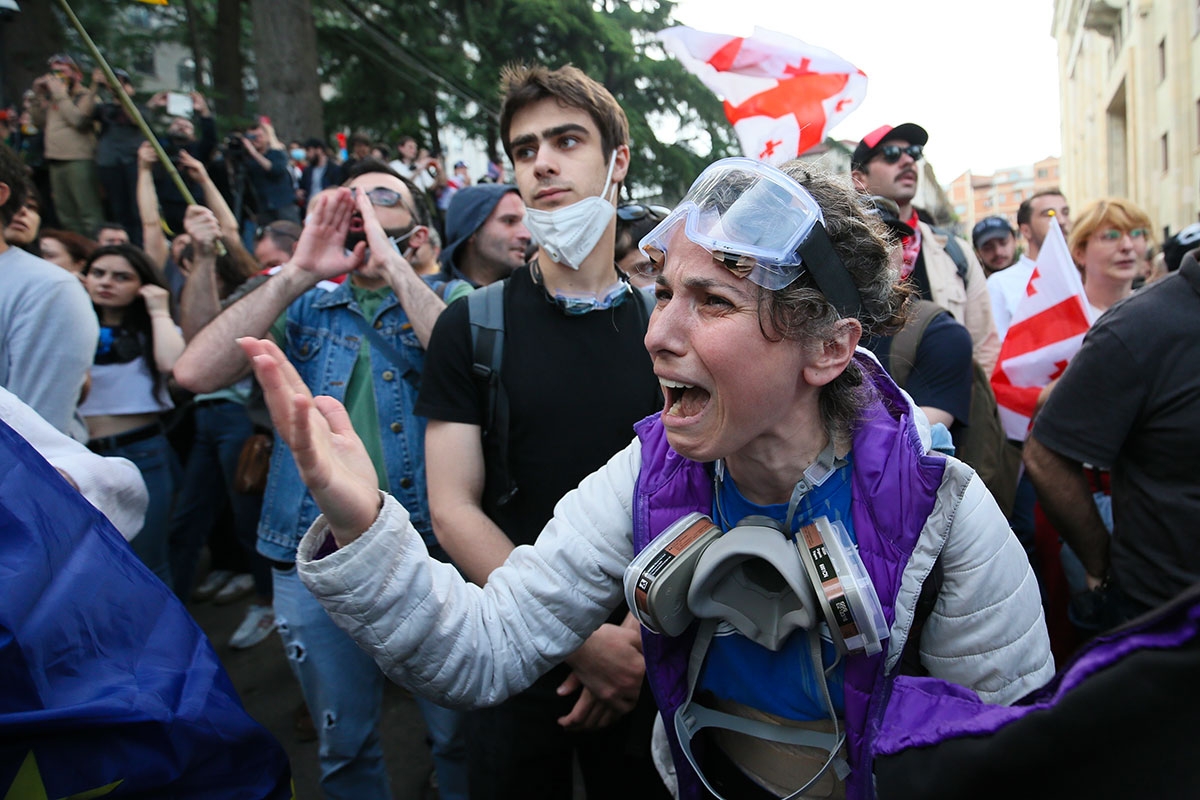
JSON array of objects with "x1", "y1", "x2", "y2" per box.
[{"x1": 623, "y1": 450, "x2": 889, "y2": 799}]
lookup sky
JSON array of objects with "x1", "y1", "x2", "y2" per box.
[{"x1": 671, "y1": 0, "x2": 1062, "y2": 184}]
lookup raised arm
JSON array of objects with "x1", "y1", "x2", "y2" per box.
[
  {"x1": 174, "y1": 188, "x2": 367, "y2": 393},
  {"x1": 177, "y1": 205, "x2": 223, "y2": 341},
  {"x1": 136, "y1": 141, "x2": 169, "y2": 272},
  {"x1": 354, "y1": 191, "x2": 445, "y2": 347},
  {"x1": 246, "y1": 330, "x2": 639, "y2": 707},
  {"x1": 139, "y1": 285, "x2": 185, "y2": 373},
  {"x1": 176, "y1": 149, "x2": 239, "y2": 236}
]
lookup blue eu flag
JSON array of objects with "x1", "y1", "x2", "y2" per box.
[{"x1": 0, "y1": 420, "x2": 292, "y2": 798}]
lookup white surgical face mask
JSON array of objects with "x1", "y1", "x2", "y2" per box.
[{"x1": 523, "y1": 150, "x2": 618, "y2": 270}]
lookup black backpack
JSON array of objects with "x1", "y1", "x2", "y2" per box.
[
  {"x1": 466, "y1": 280, "x2": 655, "y2": 515},
  {"x1": 888, "y1": 300, "x2": 1020, "y2": 517}
]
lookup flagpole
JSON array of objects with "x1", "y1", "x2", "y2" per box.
[{"x1": 52, "y1": 0, "x2": 195, "y2": 207}]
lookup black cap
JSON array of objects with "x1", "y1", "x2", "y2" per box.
[
  {"x1": 851, "y1": 123, "x2": 929, "y2": 171},
  {"x1": 972, "y1": 216, "x2": 1014, "y2": 248}
]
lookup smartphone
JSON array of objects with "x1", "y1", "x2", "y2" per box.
[
  {"x1": 259, "y1": 115, "x2": 272, "y2": 128},
  {"x1": 166, "y1": 91, "x2": 192, "y2": 117}
]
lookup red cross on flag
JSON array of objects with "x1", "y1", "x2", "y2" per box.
[
  {"x1": 991, "y1": 219, "x2": 1094, "y2": 441},
  {"x1": 657, "y1": 25, "x2": 867, "y2": 164}
]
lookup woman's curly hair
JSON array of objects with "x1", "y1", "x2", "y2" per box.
[{"x1": 747, "y1": 161, "x2": 911, "y2": 435}]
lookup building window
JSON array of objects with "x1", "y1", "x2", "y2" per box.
[
  {"x1": 1162, "y1": 133, "x2": 1169, "y2": 172},
  {"x1": 1159, "y1": 39, "x2": 1167, "y2": 82},
  {"x1": 1037, "y1": 167, "x2": 1048, "y2": 178}
]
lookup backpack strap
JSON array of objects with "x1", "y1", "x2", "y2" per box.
[
  {"x1": 889, "y1": 300, "x2": 946, "y2": 388},
  {"x1": 931, "y1": 226, "x2": 970, "y2": 286},
  {"x1": 467, "y1": 280, "x2": 518, "y2": 509}
]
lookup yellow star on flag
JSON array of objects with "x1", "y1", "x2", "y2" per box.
[{"x1": 3, "y1": 752, "x2": 122, "y2": 800}]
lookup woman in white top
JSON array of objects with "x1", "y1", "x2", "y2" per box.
[{"x1": 79, "y1": 244, "x2": 185, "y2": 588}]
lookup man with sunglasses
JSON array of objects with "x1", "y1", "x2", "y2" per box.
[
  {"x1": 173, "y1": 160, "x2": 466, "y2": 800},
  {"x1": 852, "y1": 123, "x2": 999, "y2": 374}
]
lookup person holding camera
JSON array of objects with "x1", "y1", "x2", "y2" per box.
[
  {"x1": 28, "y1": 54, "x2": 103, "y2": 238},
  {"x1": 147, "y1": 90, "x2": 217, "y2": 235},
  {"x1": 92, "y1": 68, "x2": 144, "y2": 246},
  {"x1": 235, "y1": 120, "x2": 300, "y2": 226}
]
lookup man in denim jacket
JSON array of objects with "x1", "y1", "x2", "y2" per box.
[{"x1": 173, "y1": 161, "x2": 463, "y2": 799}]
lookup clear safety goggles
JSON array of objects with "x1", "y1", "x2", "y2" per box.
[{"x1": 639, "y1": 158, "x2": 863, "y2": 318}]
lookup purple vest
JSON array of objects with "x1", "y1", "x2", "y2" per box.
[{"x1": 632, "y1": 354, "x2": 946, "y2": 800}]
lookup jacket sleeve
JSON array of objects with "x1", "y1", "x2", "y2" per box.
[
  {"x1": 296, "y1": 437, "x2": 642, "y2": 708},
  {"x1": 56, "y1": 87, "x2": 98, "y2": 131},
  {"x1": 918, "y1": 463, "x2": 1054, "y2": 704},
  {"x1": 961, "y1": 244, "x2": 1000, "y2": 375}
]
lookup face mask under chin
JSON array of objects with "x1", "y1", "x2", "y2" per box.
[{"x1": 524, "y1": 150, "x2": 619, "y2": 270}]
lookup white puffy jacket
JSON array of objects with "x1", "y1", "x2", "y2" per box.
[{"x1": 297, "y1": 438, "x2": 1053, "y2": 710}]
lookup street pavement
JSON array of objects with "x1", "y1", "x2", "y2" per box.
[{"x1": 190, "y1": 592, "x2": 438, "y2": 800}]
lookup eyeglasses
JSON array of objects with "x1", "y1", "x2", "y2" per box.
[
  {"x1": 875, "y1": 144, "x2": 923, "y2": 164},
  {"x1": 1095, "y1": 228, "x2": 1148, "y2": 242},
  {"x1": 350, "y1": 186, "x2": 416, "y2": 217},
  {"x1": 617, "y1": 204, "x2": 671, "y2": 223},
  {"x1": 256, "y1": 223, "x2": 299, "y2": 243}
]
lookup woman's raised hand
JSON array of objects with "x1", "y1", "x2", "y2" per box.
[
  {"x1": 237, "y1": 337, "x2": 382, "y2": 546},
  {"x1": 138, "y1": 284, "x2": 172, "y2": 316}
]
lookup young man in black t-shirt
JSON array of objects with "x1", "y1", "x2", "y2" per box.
[{"x1": 415, "y1": 65, "x2": 666, "y2": 800}]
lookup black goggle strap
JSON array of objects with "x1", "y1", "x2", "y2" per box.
[
  {"x1": 673, "y1": 621, "x2": 848, "y2": 800},
  {"x1": 796, "y1": 223, "x2": 864, "y2": 320}
]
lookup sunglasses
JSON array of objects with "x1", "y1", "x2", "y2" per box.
[
  {"x1": 618, "y1": 204, "x2": 671, "y2": 223},
  {"x1": 875, "y1": 144, "x2": 923, "y2": 164}
]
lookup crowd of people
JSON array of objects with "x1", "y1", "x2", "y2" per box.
[{"x1": 2, "y1": 49, "x2": 1198, "y2": 800}]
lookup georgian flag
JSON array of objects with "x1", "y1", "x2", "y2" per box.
[
  {"x1": 991, "y1": 219, "x2": 1093, "y2": 441},
  {"x1": 657, "y1": 26, "x2": 867, "y2": 164}
]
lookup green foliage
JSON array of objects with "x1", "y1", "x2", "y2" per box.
[{"x1": 50, "y1": 0, "x2": 737, "y2": 199}]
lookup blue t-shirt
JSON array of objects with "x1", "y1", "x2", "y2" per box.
[{"x1": 697, "y1": 457, "x2": 855, "y2": 721}]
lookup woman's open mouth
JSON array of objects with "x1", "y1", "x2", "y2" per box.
[{"x1": 660, "y1": 378, "x2": 711, "y2": 418}]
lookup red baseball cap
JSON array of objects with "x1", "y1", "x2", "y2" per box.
[{"x1": 851, "y1": 123, "x2": 929, "y2": 170}]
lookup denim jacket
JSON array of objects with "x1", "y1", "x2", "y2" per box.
[{"x1": 257, "y1": 280, "x2": 432, "y2": 562}]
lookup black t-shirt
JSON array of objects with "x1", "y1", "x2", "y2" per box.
[
  {"x1": 1032, "y1": 255, "x2": 1200, "y2": 607},
  {"x1": 416, "y1": 266, "x2": 662, "y2": 548},
  {"x1": 869, "y1": 311, "x2": 973, "y2": 441}
]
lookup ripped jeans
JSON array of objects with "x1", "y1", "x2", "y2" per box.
[
  {"x1": 272, "y1": 564, "x2": 469, "y2": 800},
  {"x1": 273, "y1": 564, "x2": 391, "y2": 799}
]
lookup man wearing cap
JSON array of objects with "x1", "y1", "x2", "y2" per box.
[
  {"x1": 299, "y1": 137, "x2": 344, "y2": 207},
  {"x1": 852, "y1": 123, "x2": 999, "y2": 374},
  {"x1": 973, "y1": 216, "x2": 1016, "y2": 277},
  {"x1": 431, "y1": 183, "x2": 530, "y2": 304},
  {"x1": 988, "y1": 189, "x2": 1072, "y2": 343}
]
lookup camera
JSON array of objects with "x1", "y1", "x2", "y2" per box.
[{"x1": 225, "y1": 134, "x2": 244, "y2": 153}]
